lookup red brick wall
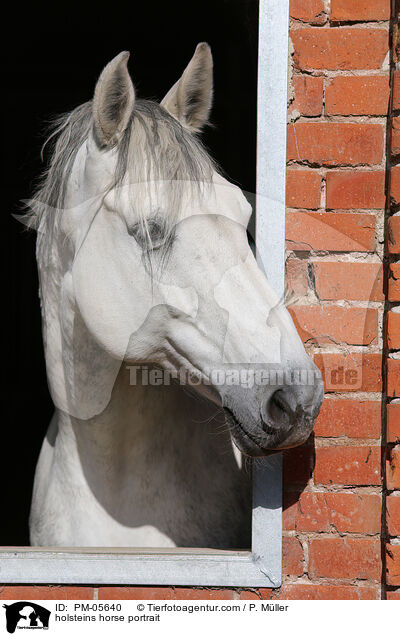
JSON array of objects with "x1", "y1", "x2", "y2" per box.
[
  {"x1": 280, "y1": 0, "x2": 390, "y2": 601},
  {"x1": 1, "y1": 0, "x2": 398, "y2": 602},
  {"x1": 386, "y1": 0, "x2": 400, "y2": 600}
]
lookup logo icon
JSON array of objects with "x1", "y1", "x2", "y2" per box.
[{"x1": 3, "y1": 602, "x2": 50, "y2": 633}]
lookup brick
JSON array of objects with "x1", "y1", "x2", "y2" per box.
[
  {"x1": 284, "y1": 492, "x2": 380, "y2": 534},
  {"x1": 324, "y1": 493, "x2": 381, "y2": 534},
  {"x1": 387, "y1": 311, "x2": 400, "y2": 349},
  {"x1": 287, "y1": 122, "x2": 383, "y2": 166},
  {"x1": 314, "y1": 446, "x2": 381, "y2": 485},
  {"x1": 286, "y1": 212, "x2": 375, "y2": 252},
  {"x1": 290, "y1": 0, "x2": 326, "y2": 24},
  {"x1": 282, "y1": 491, "x2": 298, "y2": 530},
  {"x1": 98, "y1": 587, "x2": 175, "y2": 600},
  {"x1": 388, "y1": 216, "x2": 400, "y2": 253},
  {"x1": 387, "y1": 402, "x2": 400, "y2": 442},
  {"x1": 330, "y1": 0, "x2": 390, "y2": 22},
  {"x1": 283, "y1": 445, "x2": 313, "y2": 486},
  {"x1": 387, "y1": 446, "x2": 400, "y2": 489},
  {"x1": 239, "y1": 589, "x2": 272, "y2": 600},
  {"x1": 291, "y1": 28, "x2": 388, "y2": 71},
  {"x1": 392, "y1": 117, "x2": 400, "y2": 156},
  {"x1": 282, "y1": 536, "x2": 304, "y2": 576},
  {"x1": 314, "y1": 399, "x2": 381, "y2": 438},
  {"x1": 393, "y1": 23, "x2": 400, "y2": 64},
  {"x1": 285, "y1": 258, "x2": 309, "y2": 296},
  {"x1": 0, "y1": 586, "x2": 94, "y2": 600},
  {"x1": 97, "y1": 587, "x2": 236, "y2": 600},
  {"x1": 392, "y1": 129, "x2": 400, "y2": 156},
  {"x1": 390, "y1": 165, "x2": 400, "y2": 204},
  {"x1": 393, "y1": 71, "x2": 400, "y2": 110},
  {"x1": 171, "y1": 589, "x2": 235, "y2": 600},
  {"x1": 387, "y1": 358, "x2": 400, "y2": 397},
  {"x1": 309, "y1": 537, "x2": 381, "y2": 580},
  {"x1": 314, "y1": 353, "x2": 382, "y2": 393},
  {"x1": 276, "y1": 584, "x2": 377, "y2": 600},
  {"x1": 386, "y1": 590, "x2": 400, "y2": 599},
  {"x1": 290, "y1": 305, "x2": 377, "y2": 345},
  {"x1": 326, "y1": 171, "x2": 385, "y2": 209},
  {"x1": 386, "y1": 544, "x2": 400, "y2": 586},
  {"x1": 294, "y1": 492, "x2": 330, "y2": 531},
  {"x1": 313, "y1": 262, "x2": 384, "y2": 301},
  {"x1": 286, "y1": 170, "x2": 322, "y2": 208},
  {"x1": 387, "y1": 494, "x2": 400, "y2": 535},
  {"x1": 291, "y1": 75, "x2": 324, "y2": 116},
  {"x1": 325, "y1": 76, "x2": 389, "y2": 116},
  {"x1": 389, "y1": 263, "x2": 400, "y2": 301}
]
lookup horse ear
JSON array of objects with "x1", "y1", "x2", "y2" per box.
[
  {"x1": 161, "y1": 43, "x2": 213, "y2": 133},
  {"x1": 93, "y1": 51, "x2": 135, "y2": 146}
]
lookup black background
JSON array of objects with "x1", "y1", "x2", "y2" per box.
[{"x1": 2, "y1": 0, "x2": 258, "y2": 544}]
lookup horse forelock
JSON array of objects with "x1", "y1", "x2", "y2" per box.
[{"x1": 27, "y1": 98, "x2": 217, "y2": 247}]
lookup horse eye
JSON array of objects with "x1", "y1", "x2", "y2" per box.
[
  {"x1": 128, "y1": 220, "x2": 167, "y2": 250},
  {"x1": 147, "y1": 220, "x2": 164, "y2": 243}
]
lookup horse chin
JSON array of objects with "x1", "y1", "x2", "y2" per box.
[
  {"x1": 223, "y1": 407, "x2": 314, "y2": 458},
  {"x1": 223, "y1": 407, "x2": 277, "y2": 457}
]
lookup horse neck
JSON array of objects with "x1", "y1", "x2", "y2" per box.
[
  {"x1": 61, "y1": 364, "x2": 237, "y2": 490},
  {"x1": 51, "y1": 365, "x2": 250, "y2": 549}
]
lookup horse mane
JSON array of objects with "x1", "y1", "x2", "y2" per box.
[{"x1": 26, "y1": 99, "x2": 217, "y2": 246}]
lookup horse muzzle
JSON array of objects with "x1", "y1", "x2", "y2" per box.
[{"x1": 224, "y1": 377, "x2": 324, "y2": 457}]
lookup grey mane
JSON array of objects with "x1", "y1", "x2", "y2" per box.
[{"x1": 27, "y1": 99, "x2": 217, "y2": 240}]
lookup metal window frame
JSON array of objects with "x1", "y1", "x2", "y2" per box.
[{"x1": 0, "y1": 0, "x2": 289, "y2": 587}]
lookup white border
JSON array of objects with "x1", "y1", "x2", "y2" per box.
[{"x1": 0, "y1": 0, "x2": 289, "y2": 587}]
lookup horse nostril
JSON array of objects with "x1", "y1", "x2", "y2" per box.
[
  {"x1": 273, "y1": 388, "x2": 298, "y2": 415},
  {"x1": 262, "y1": 388, "x2": 294, "y2": 430},
  {"x1": 262, "y1": 384, "x2": 321, "y2": 431}
]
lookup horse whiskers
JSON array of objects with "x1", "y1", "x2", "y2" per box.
[
  {"x1": 190, "y1": 408, "x2": 222, "y2": 426},
  {"x1": 208, "y1": 426, "x2": 231, "y2": 439}
]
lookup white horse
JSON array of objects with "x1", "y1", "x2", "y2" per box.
[{"x1": 28, "y1": 44, "x2": 323, "y2": 548}]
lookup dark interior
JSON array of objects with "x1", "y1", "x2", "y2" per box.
[{"x1": 2, "y1": 0, "x2": 258, "y2": 545}]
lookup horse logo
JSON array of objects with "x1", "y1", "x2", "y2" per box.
[{"x1": 2, "y1": 602, "x2": 50, "y2": 633}]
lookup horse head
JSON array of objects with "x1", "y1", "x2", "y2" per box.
[{"x1": 32, "y1": 44, "x2": 323, "y2": 458}]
